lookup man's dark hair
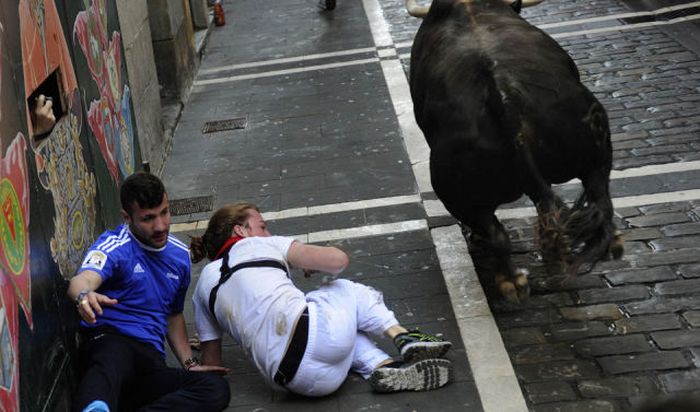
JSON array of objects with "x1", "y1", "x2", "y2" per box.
[{"x1": 120, "y1": 172, "x2": 166, "y2": 215}]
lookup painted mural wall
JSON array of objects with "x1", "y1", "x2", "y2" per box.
[{"x1": 0, "y1": 0, "x2": 140, "y2": 410}]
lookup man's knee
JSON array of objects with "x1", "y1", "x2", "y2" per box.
[{"x1": 196, "y1": 373, "x2": 230, "y2": 411}]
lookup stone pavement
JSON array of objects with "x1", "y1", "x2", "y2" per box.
[{"x1": 160, "y1": 0, "x2": 700, "y2": 411}]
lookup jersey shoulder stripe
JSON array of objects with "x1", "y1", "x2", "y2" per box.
[
  {"x1": 104, "y1": 236, "x2": 131, "y2": 254},
  {"x1": 97, "y1": 227, "x2": 128, "y2": 252},
  {"x1": 168, "y1": 235, "x2": 190, "y2": 253}
]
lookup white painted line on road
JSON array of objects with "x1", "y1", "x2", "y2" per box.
[
  {"x1": 433, "y1": 225, "x2": 528, "y2": 412},
  {"x1": 362, "y1": 0, "x2": 433, "y2": 195},
  {"x1": 193, "y1": 58, "x2": 379, "y2": 86},
  {"x1": 539, "y1": 1, "x2": 700, "y2": 29},
  {"x1": 611, "y1": 160, "x2": 700, "y2": 180},
  {"x1": 306, "y1": 219, "x2": 427, "y2": 243},
  {"x1": 361, "y1": 0, "x2": 394, "y2": 48},
  {"x1": 171, "y1": 194, "x2": 422, "y2": 233},
  {"x1": 426, "y1": 189, "x2": 700, "y2": 220},
  {"x1": 199, "y1": 47, "x2": 377, "y2": 75},
  {"x1": 553, "y1": 14, "x2": 700, "y2": 39}
]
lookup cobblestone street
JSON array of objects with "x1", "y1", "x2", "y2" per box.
[{"x1": 162, "y1": 0, "x2": 700, "y2": 410}]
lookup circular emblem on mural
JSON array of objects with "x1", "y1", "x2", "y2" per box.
[
  {"x1": 71, "y1": 209, "x2": 85, "y2": 250},
  {"x1": 0, "y1": 178, "x2": 26, "y2": 275}
]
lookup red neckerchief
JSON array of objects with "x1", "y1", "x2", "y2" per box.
[{"x1": 214, "y1": 236, "x2": 245, "y2": 260}]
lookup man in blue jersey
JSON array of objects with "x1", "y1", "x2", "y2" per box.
[{"x1": 67, "y1": 172, "x2": 230, "y2": 412}]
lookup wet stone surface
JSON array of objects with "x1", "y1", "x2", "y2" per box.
[{"x1": 492, "y1": 200, "x2": 700, "y2": 410}]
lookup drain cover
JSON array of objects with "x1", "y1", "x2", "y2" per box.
[
  {"x1": 169, "y1": 195, "x2": 214, "y2": 216},
  {"x1": 202, "y1": 117, "x2": 247, "y2": 134}
]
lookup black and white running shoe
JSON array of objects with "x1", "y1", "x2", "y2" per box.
[
  {"x1": 394, "y1": 329, "x2": 452, "y2": 362},
  {"x1": 369, "y1": 359, "x2": 452, "y2": 393}
]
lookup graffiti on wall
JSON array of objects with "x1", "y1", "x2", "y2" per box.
[
  {"x1": 74, "y1": 0, "x2": 135, "y2": 183},
  {"x1": 0, "y1": 14, "x2": 32, "y2": 411},
  {"x1": 20, "y1": 0, "x2": 97, "y2": 280},
  {"x1": 0, "y1": 136, "x2": 31, "y2": 412}
]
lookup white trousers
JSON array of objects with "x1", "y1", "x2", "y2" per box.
[{"x1": 285, "y1": 279, "x2": 399, "y2": 396}]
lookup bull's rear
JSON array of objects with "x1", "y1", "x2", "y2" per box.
[{"x1": 408, "y1": 0, "x2": 623, "y2": 302}]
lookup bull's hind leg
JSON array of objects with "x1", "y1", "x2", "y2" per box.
[{"x1": 463, "y1": 211, "x2": 529, "y2": 303}]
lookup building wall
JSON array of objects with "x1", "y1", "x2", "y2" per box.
[
  {"x1": 116, "y1": 0, "x2": 165, "y2": 173},
  {"x1": 0, "y1": 1, "x2": 157, "y2": 410},
  {"x1": 148, "y1": 0, "x2": 197, "y2": 100}
]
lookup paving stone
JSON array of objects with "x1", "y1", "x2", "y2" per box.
[
  {"x1": 577, "y1": 285, "x2": 649, "y2": 304},
  {"x1": 492, "y1": 292, "x2": 574, "y2": 313},
  {"x1": 531, "y1": 275, "x2": 607, "y2": 292},
  {"x1": 605, "y1": 267, "x2": 677, "y2": 286},
  {"x1": 683, "y1": 311, "x2": 700, "y2": 327},
  {"x1": 621, "y1": 241, "x2": 653, "y2": 255},
  {"x1": 619, "y1": 227, "x2": 662, "y2": 242},
  {"x1": 573, "y1": 334, "x2": 652, "y2": 357},
  {"x1": 525, "y1": 381, "x2": 577, "y2": 404},
  {"x1": 614, "y1": 314, "x2": 681, "y2": 334},
  {"x1": 659, "y1": 368, "x2": 700, "y2": 392},
  {"x1": 633, "y1": 248, "x2": 700, "y2": 268},
  {"x1": 560, "y1": 304, "x2": 624, "y2": 321},
  {"x1": 598, "y1": 351, "x2": 692, "y2": 375},
  {"x1": 615, "y1": 206, "x2": 641, "y2": 219},
  {"x1": 496, "y1": 309, "x2": 563, "y2": 328},
  {"x1": 577, "y1": 376, "x2": 660, "y2": 398},
  {"x1": 531, "y1": 399, "x2": 619, "y2": 412},
  {"x1": 515, "y1": 360, "x2": 600, "y2": 383},
  {"x1": 547, "y1": 322, "x2": 613, "y2": 342},
  {"x1": 625, "y1": 295, "x2": 700, "y2": 316},
  {"x1": 502, "y1": 327, "x2": 548, "y2": 347},
  {"x1": 678, "y1": 263, "x2": 700, "y2": 279},
  {"x1": 639, "y1": 202, "x2": 693, "y2": 216},
  {"x1": 651, "y1": 329, "x2": 700, "y2": 349},
  {"x1": 510, "y1": 343, "x2": 577, "y2": 365},
  {"x1": 626, "y1": 212, "x2": 692, "y2": 228},
  {"x1": 654, "y1": 279, "x2": 700, "y2": 296},
  {"x1": 650, "y1": 235, "x2": 700, "y2": 252}
]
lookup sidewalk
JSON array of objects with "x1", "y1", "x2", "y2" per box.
[{"x1": 161, "y1": 0, "x2": 490, "y2": 410}]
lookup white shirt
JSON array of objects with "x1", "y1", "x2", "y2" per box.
[{"x1": 192, "y1": 236, "x2": 307, "y2": 385}]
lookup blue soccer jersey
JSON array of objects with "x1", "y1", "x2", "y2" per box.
[{"x1": 78, "y1": 224, "x2": 191, "y2": 355}]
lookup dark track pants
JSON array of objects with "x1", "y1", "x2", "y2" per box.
[{"x1": 73, "y1": 329, "x2": 230, "y2": 412}]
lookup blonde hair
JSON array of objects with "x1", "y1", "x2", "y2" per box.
[{"x1": 189, "y1": 202, "x2": 258, "y2": 262}]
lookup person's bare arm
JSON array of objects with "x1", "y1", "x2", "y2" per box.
[
  {"x1": 201, "y1": 339, "x2": 224, "y2": 367},
  {"x1": 167, "y1": 314, "x2": 229, "y2": 374},
  {"x1": 67, "y1": 270, "x2": 117, "y2": 324},
  {"x1": 287, "y1": 241, "x2": 349, "y2": 275}
]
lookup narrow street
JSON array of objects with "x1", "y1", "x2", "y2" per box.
[{"x1": 163, "y1": 1, "x2": 700, "y2": 410}]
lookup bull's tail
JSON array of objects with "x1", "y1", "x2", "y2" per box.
[{"x1": 562, "y1": 193, "x2": 617, "y2": 273}]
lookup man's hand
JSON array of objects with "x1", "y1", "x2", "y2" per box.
[
  {"x1": 77, "y1": 291, "x2": 118, "y2": 324},
  {"x1": 189, "y1": 364, "x2": 230, "y2": 375},
  {"x1": 33, "y1": 94, "x2": 56, "y2": 136}
]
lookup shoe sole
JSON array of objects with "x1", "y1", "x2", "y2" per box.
[
  {"x1": 369, "y1": 358, "x2": 452, "y2": 393},
  {"x1": 401, "y1": 341, "x2": 452, "y2": 363}
]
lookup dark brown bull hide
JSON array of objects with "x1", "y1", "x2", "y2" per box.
[{"x1": 409, "y1": 0, "x2": 623, "y2": 302}]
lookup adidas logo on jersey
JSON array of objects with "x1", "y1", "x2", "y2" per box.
[
  {"x1": 134, "y1": 263, "x2": 145, "y2": 273},
  {"x1": 166, "y1": 272, "x2": 179, "y2": 281}
]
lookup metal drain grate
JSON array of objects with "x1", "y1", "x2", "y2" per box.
[
  {"x1": 202, "y1": 117, "x2": 248, "y2": 134},
  {"x1": 620, "y1": 6, "x2": 700, "y2": 24},
  {"x1": 169, "y1": 195, "x2": 214, "y2": 216}
]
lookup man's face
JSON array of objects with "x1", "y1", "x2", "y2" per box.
[
  {"x1": 238, "y1": 209, "x2": 271, "y2": 238},
  {"x1": 123, "y1": 194, "x2": 171, "y2": 248}
]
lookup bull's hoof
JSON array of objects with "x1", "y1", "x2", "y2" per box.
[
  {"x1": 610, "y1": 230, "x2": 624, "y2": 259},
  {"x1": 496, "y1": 269, "x2": 530, "y2": 303}
]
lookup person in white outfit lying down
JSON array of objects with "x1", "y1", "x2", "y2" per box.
[{"x1": 189, "y1": 202, "x2": 453, "y2": 396}]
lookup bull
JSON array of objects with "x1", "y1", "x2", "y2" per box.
[{"x1": 406, "y1": 0, "x2": 624, "y2": 303}]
